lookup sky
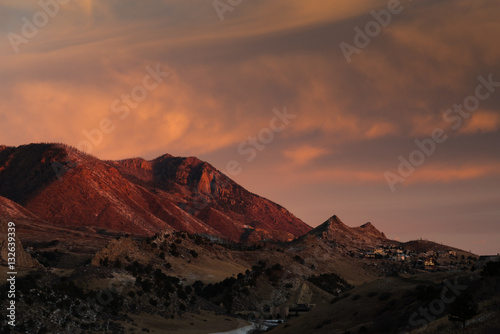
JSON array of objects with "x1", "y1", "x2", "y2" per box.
[{"x1": 0, "y1": 0, "x2": 499, "y2": 255}]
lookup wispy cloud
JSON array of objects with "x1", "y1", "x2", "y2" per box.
[{"x1": 284, "y1": 145, "x2": 329, "y2": 166}]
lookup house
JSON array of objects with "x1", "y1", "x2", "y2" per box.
[
  {"x1": 374, "y1": 248, "x2": 387, "y2": 257},
  {"x1": 364, "y1": 252, "x2": 375, "y2": 258},
  {"x1": 424, "y1": 257, "x2": 435, "y2": 267},
  {"x1": 395, "y1": 253, "x2": 406, "y2": 261}
]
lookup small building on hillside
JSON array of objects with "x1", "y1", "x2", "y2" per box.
[
  {"x1": 364, "y1": 252, "x2": 375, "y2": 258},
  {"x1": 424, "y1": 257, "x2": 435, "y2": 267},
  {"x1": 393, "y1": 253, "x2": 406, "y2": 262},
  {"x1": 373, "y1": 248, "x2": 387, "y2": 258}
]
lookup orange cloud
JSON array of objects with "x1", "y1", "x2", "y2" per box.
[
  {"x1": 284, "y1": 145, "x2": 329, "y2": 165},
  {"x1": 365, "y1": 122, "x2": 398, "y2": 139},
  {"x1": 406, "y1": 163, "x2": 500, "y2": 184},
  {"x1": 459, "y1": 111, "x2": 500, "y2": 135},
  {"x1": 273, "y1": 161, "x2": 500, "y2": 187}
]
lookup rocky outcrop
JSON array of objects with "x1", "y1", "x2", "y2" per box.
[{"x1": 356, "y1": 222, "x2": 386, "y2": 239}]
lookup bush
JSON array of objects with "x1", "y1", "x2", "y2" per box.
[
  {"x1": 293, "y1": 255, "x2": 305, "y2": 265},
  {"x1": 141, "y1": 279, "x2": 153, "y2": 293},
  {"x1": 194, "y1": 236, "x2": 204, "y2": 245},
  {"x1": 177, "y1": 289, "x2": 188, "y2": 300},
  {"x1": 271, "y1": 263, "x2": 283, "y2": 271},
  {"x1": 170, "y1": 249, "x2": 179, "y2": 257}
]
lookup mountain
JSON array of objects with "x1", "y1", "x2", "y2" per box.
[
  {"x1": 0, "y1": 194, "x2": 41, "y2": 222},
  {"x1": 0, "y1": 143, "x2": 311, "y2": 243},
  {"x1": 307, "y1": 215, "x2": 392, "y2": 251},
  {"x1": 1, "y1": 145, "x2": 486, "y2": 334}
]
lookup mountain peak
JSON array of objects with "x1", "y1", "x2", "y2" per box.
[
  {"x1": 307, "y1": 215, "x2": 388, "y2": 250},
  {"x1": 358, "y1": 222, "x2": 386, "y2": 239},
  {"x1": 327, "y1": 215, "x2": 345, "y2": 225},
  {"x1": 308, "y1": 215, "x2": 350, "y2": 237},
  {"x1": 0, "y1": 143, "x2": 312, "y2": 242}
]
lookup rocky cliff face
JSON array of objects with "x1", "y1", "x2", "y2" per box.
[{"x1": 0, "y1": 143, "x2": 311, "y2": 242}]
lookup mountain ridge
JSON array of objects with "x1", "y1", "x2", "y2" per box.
[
  {"x1": 306, "y1": 214, "x2": 392, "y2": 251},
  {"x1": 0, "y1": 143, "x2": 311, "y2": 243}
]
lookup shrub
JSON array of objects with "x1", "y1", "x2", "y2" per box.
[
  {"x1": 271, "y1": 263, "x2": 283, "y2": 271},
  {"x1": 177, "y1": 289, "x2": 188, "y2": 300},
  {"x1": 170, "y1": 250, "x2": 180, "y2": 257},
  {"x1": 293, "y1": 255, "x2": 305, "y2": 265}
]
